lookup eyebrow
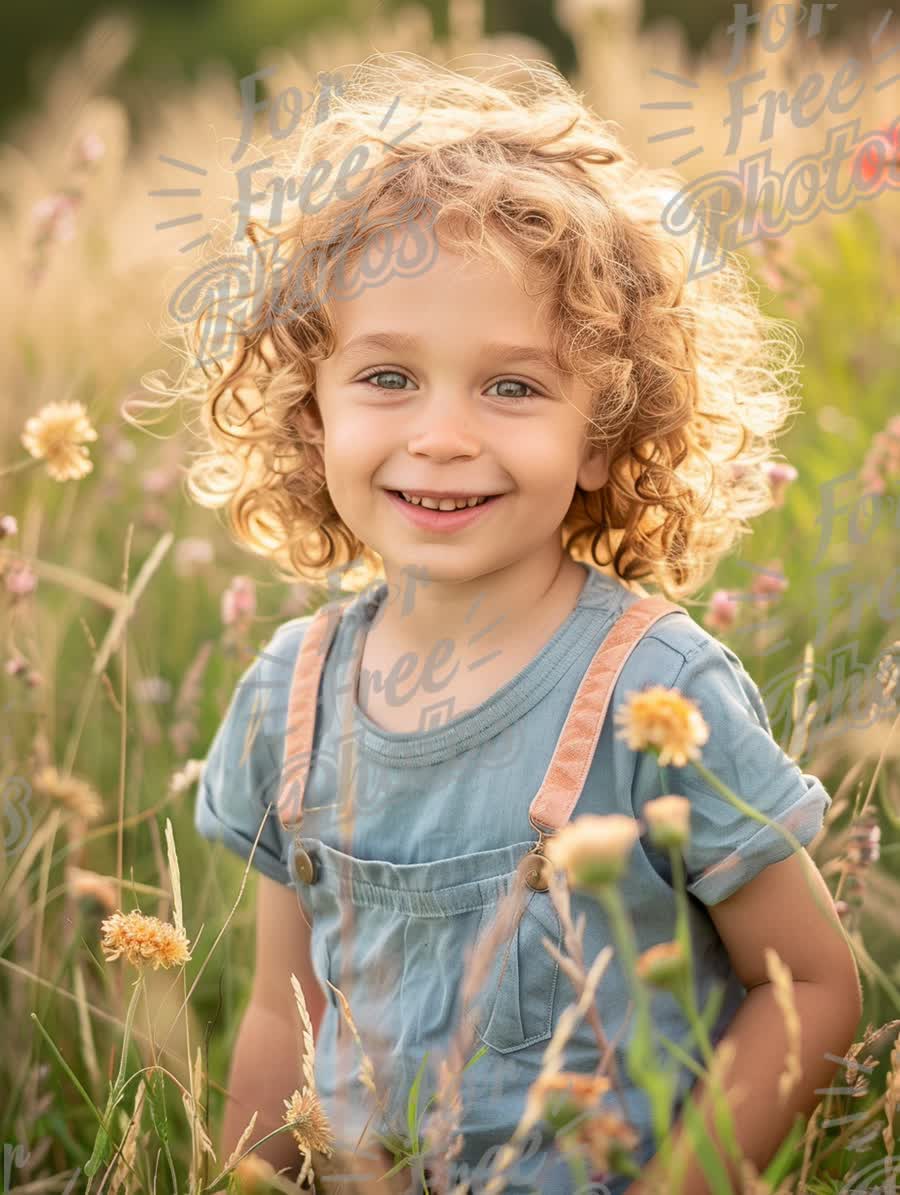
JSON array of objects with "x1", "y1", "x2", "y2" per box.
[{"x1": 338, "y1": 331, "x2": 562, "y2": 374}]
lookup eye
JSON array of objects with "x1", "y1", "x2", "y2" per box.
[
  {"x1": 357, "y1": 370, "x2": 539, "y2": 403},
  {"x1": 358, "y1": 369, "x2": 411, "y2": 391},
  {"x1": 486, "y1": 379, "x2": 537, "y2": 403}
]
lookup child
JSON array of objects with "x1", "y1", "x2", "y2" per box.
[{"x1": 187, "y1": 53, "x2": 861, "y2": 1194}]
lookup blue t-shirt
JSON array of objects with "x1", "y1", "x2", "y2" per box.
[{"x1": 196, "y1": 562, "x2": 832, "y2": 1193}]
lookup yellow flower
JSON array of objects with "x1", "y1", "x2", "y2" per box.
[
  {"x1": 33, "y1": 765, "x2": 104, "y2": 823},
  {"x1": 614, "y1": 685, "x2": 709, "y2": 768},
  {"x1": 545, "y1": 814, "x2": 641, "y2": 889},
  {"x1": 20, "y1": 399, "x2": 98, "y2": 481},
  {"x1": 282, "y1": 1087, "x2": 335, "y2": 1159},
  {"x1": 564, "y1": 1110, "x2": 640, "y2": 1174},
  {"x1": 100, "y1": 909, "x2": 192, "y2": 970},
  {"x1": 635, "y1": 941, "x2": 688, "y2": 992},
  {"x1": 532, "y1": 1070, "x2": 611, "y2": 1134},
  {"x1": 642, "y1": 794, "x2": 692, "y2": 849}
]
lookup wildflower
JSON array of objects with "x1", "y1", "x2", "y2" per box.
[
  {"x1": 75, "y1": 132, "x2": 106, "y2": 166},
  {"x1": 140, "y1": 465, "x2": 179, "y2": 495},
  {"x1": 20, "y1": 400, "x2": 98, "y2": 482},
  {"x1": 135, "y1": 676, "x2": 172, "y2": 704},
  {"x1": 762, "y1": 460, "x2": 798, "y2": 508},
  {"x1": 66, "y1": 866, "x2": 118, "y2": 912},
  {"x1": 750, "y1": 560, "x2": 788, "y2": 601},
  {"x1": 847, "y1": 815, "x2": 881, "y2": 868},
  {"x1": 855, "y1": 122, "x2": 900, "y2": 185},
  {"x1": 282, "y1": 1087, "x2": 335, "y2": 1158},
  {"x1": 234, "y1": 1153, "x2": 278, "y2": 1193},
  {"x1": 221, "y1": 576, "x2": 257, "y2": 627},
  {"x1": 174, "y1": 537, "x2": 214, "y2": 575},
  {"x1": 5, "y1": 654, "x2": 28, "y2": 676},
  {"x1": 0, "y1": 515, "x2": 17, "y2": 538},
  {"x1": 31, "y1": 193, "x2": 79, "y2": 243},
  {"x1": 3, "y1": 561, "x2": 37, "y2": 598},
  {"x1": 860, "y1": 415, "x2": 900, "y2": 495},
  {"x1": 32, "y1": 765, "x2": 104, "y2": 822},
  {"x1": 635, "y1": 941, "x2": 688, "y2": 993},
  {"x1": 833, "y1": 898, "x2": 851, "y2": 924},
  {"x1": 704, "y1": 589, "x2": 740, "y2": 633},
  {"x1": 561, "y1": 1110, "x2": 640, "y2": 1176},
  {"x1": 100, "y1": 908, "x2": 192, "y2": 969},
  {"x1": 545, "y1": 814, "x2": 641, "y2": 889},
  {"x1": 614, "y1": 686, "x2": 709, "y2": 768},
  {"x1": 532, "y1": 1071, "x2": 611, "y2": 1132},
  {"x1": 642, "y1": 795, "x2": 691, "y2": 849}
]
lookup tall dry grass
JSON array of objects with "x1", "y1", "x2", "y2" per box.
[{"x1": 0, "y1": 0, "x2": 897, "y2": 1190}]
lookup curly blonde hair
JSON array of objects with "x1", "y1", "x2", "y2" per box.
[{"x1": 153, "y1": 51, "x2": 802, "y2": 602}]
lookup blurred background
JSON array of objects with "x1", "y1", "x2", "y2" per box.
[
  {"x1": 1, "y1": 0, "x2": 898, "y2": 1190},
  {"x1": 1, "y1": 0, "x2": 895, "y2": 139}
]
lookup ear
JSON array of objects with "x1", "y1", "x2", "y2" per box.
[{"x1": 577, "y1": 442, "x2": 609, "y2": 493}]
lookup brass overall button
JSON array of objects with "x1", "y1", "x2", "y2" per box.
[
  {"x1": 520, "y1": 849, "x2": 549, "y2": 892},
  {"x1": 291, "y1": 842, "x2": 317, "y2": 885}
]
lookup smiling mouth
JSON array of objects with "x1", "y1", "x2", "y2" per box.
[{"x1": 388, "y1": 491, "x2": 500, "y2": 511}]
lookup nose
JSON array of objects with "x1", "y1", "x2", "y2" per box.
[{"x1": 406, "y1": 392, "x2": 482, "y2": 462}]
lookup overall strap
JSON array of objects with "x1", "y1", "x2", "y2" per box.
[
  {"x1": 527, "y1": 595, "x2": 688, "y2": 836},
  {"x1": 277, "y1": 600, "x2": 349, "y2": 831}
]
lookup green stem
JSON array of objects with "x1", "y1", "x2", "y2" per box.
[
  {"x1": 598, "y1": 886, "x2": 678, "y2": 1180},
  {"x1": 29, "y1": 1011, "x2": 106, "y2": 1132},
  {"x1": 668, "y1": 850, "x2": 715, "y2": 1069},
  {"x1": 0, "y1": 456, "x2": 42, "y2": 479}
]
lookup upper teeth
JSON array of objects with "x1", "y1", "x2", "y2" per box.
[{"x1": 400, "y1": 492, "x2": 489, "y2": 510}]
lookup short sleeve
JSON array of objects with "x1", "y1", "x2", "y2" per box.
[
  {"x1": 633, "y1": 637, "x2": 832, "y2": 906},
  {"x1": 195, "y1": 625, "x2": 305, "y2": 887}
]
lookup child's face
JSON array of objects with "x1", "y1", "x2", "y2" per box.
[{"x1": 313, "y1": 223, "x2": 609, "y2": 586}]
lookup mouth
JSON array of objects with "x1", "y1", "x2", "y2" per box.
[
  {"x1": 384, "y1": 488, "x2": 504, "y2": 529},
  {"x1": 387, "y1": 490, "x2": 500, "y2": 511}
]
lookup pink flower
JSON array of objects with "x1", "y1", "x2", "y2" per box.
[
  {"x1": 174, "y1": 537, "x2": 214, "y2": 576},
  {"x1": 762, "y1": 460, "x2": 798, "y2": 507},
  {"x1": 31, "y1": 193, "x2": 79, "y2": 243},
  {"x1": 221, "y1": 576, "x2": 256, "y2": 627},
  {"x1": 75, "y1": 132, "x2": 105, "y2": 165},
  {"x1": 4, "y1": 561, "x2": 37, "y2": 598},
  {"x1": 0, "y1": 515, "x2": 17, "y2": 538},
  {"x1": 140, "y1": 466, "x2": 178, "y2": 496},
  {"x1": 751, "y1": 560, "x2": 788, "y2": 600},
  {"x1": 704, "y1": 589, "x2": 740, "y2": 632}
]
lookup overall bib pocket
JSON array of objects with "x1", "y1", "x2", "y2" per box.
[{"x1": 472, "y1": 888, "x2": 562, "y2": 1055}]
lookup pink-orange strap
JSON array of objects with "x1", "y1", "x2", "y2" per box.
[
  {"x1": 528, "y1": 595, "x2": 685, "y2": 833},
  {"x1": 277, "y1": 601, "x2": 346, "y2": 830}
]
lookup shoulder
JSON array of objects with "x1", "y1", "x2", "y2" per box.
[{"x1": 612, "y1": 599, "x2": 764, "y2": 718}]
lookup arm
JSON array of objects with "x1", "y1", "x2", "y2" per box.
[
  {"x1": 220, "y1": 873, "x2": 327, "y2": 1177},
  {"x1": 624, "y1": 851, "x2": 863, "y2": 1195}
]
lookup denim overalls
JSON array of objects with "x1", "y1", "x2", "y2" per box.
[{"x1": 275, "y1": 584, "x2": 688, "y2": 1195}]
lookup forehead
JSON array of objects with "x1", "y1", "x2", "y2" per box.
[{"x1": 324, "y1": 218, "x2": 552, "y2": 343}]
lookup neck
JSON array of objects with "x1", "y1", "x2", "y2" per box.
[{"x1": 370, "y1": 548, "x2": 588, "y2": 667}]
